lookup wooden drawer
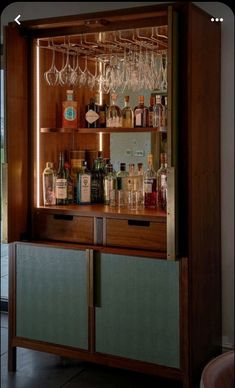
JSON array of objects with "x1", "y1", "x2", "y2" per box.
[
  {"x1": 106, "y1": 218, "x2": 166, "y2": 252},
  {"x1": 33, "y1": 212, "x2": 94, "y2": 244}
]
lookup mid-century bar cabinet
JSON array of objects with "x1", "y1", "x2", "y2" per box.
[{"x1": 5, "y1": 3, "x2": 221, "y2": 387}]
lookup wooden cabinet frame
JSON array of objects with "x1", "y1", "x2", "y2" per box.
[{"x1": 5, "y1": 3, "x2": 221, "y2": 388}]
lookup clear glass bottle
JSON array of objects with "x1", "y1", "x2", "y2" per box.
[
  {"x1": 103, "y1": 164, "x2": 117, "y2": 205},
  {"x1": 106, "y1": 93, "x2": 122, "y2": 128},
  {"x1": 77, "y1": 160, "x2": 91, "y2": 204},
  {"x1": 157, "y1": 152, "x2": 167, "y2": 210},
  {"x1": 134, "y1": 95, "x2": 149, "y2": 128},
  {"x1": 85, "y1": 97, "x2": 100, "y2": 128},
  {"x1": 55, "y1": 152, "x2": 67, "y2": 205},
  {"x1": 121, "y1": 96, "x2": 133, "y2": 128},
  {"x1": 62, "y1": 90, "x2": 78, "y2": 128},
  {"x1": 143, "y1": 153, "x2": 157, "y2": 208},
  {"x1": 42, "y1": 162, "x2": 56, "y2": 206},
  {"x1": 154, "y1": 94, "x2": 163, "y2": 130},
  {"x1": 116, "y1": 162, "x2": 129, "y2": 190}
]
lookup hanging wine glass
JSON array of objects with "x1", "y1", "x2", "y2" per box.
[
  {"x1": 44, "y1": 41, "x2": 59, "y2": 86},
  {"x1": 59, "y1": 46, "x2": 74, "y2": 86}
]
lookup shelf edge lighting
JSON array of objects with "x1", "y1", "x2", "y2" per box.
[{"x1": 36, "y1": 41, "x2": 40, "y2": 207}]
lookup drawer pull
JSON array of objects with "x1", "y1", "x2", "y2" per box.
[
  {"x1": 53, "y1": 214, "x2": 73, "y2": 221},
  {"x1": 128, "y1": 220, "x2": 150, "y2": 227}
]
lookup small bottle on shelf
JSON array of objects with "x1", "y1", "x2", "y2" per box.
[
  {"x1": 85, "y1": 97, "x2": 100, "y2": 128},
  {"x1": 143, "y1": 153, "x2": 157, "y2": 209},
  {"x1": 121, "y1": 96, "x2": 133, "y2": 128},
  {"x1": 55, "y1": 152, "x2": 67, "y2": 205},
  {"x1": 134, "y1": 95, "x2": 149, "y2": 128},
  {"x1": 160, "y1": 96, "x2": 167, "y2": 132},
  {"x1": 77, "y1": 160, "x2": 91, "y2": 205},
  {"x1": 148, "y1": 96, "x2": 157, "y2": 128},
  {"x1": 42, "y1": 162, "x2": 56, "y2": 206},
  {"x1": 103, "y1": 163, "x2": 117, "y2": 205},
  {"x1": 106, "y1": 93, "x2": 122, "y2": 128},
  {"x1": 116, "y1": 162, "x2": 129, "y2": 190},
  {"x1": 62, "y1": 90, "x2": 78, "y2": 128},
  {"x1": 157, "y1": 152, "x2": 167, "y2": 210}
]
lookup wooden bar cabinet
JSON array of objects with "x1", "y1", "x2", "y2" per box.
[{"x1": 5, "y1": 2, "x2": 221, "y2": 387}]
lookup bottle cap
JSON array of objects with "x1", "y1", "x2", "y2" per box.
[
  {"x1": 111, "y1": 93, "x2": 117, "y2": 101},
  {"x1": 120, "y1": 162, "x2": 126, "y2": 171},
  {"x1": 160, "y1": 153, "x2": 167, "y2": 163},
  {"x1": 67, "y1": 90, "x2": 73, "y2": 94},
  {"x1": 150, "y1": 96, "x2": 155, "y2": 105},
  {"x1": 124, "y1": 96, "x2": 130, "y2": 102},
  {"x1": 138, "y1": 95, "x2": 144, "y2": 103},
  {"x1": 46, "y1": 162, "x2": 53, "y2": 169},
  {"x1": 156, "y1": 95, "x2": 161, "y2": 104}
]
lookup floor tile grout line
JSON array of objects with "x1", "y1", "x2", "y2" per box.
[{"x1": 59, "y1": 367, "x2": 86, "y2": 388}]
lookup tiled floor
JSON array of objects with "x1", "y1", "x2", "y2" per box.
[{"x1": 1, "y1": 312, "x2": 184, "y2": 388}]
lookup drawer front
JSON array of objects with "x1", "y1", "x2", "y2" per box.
[
  {"x1": 106, "y1": 218, "x2": 166, "y2": 251},
  {"x1": 33, "y1": 213, "x2": 94, "y2": 244}
]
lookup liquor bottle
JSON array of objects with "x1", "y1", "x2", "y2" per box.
[
  {"x1": 106, "y1": 93, "x2": 122, "y2": 128},
  {"x1": 42, "y1": 162, "x2": 56, "y2": 206},
  {"x1": 121, "y1": 96, "x2": 133, "y2": 128},
  {"x1": 148, "y1": 96, "x2": 157, "y2": 128},
  {"x1": 64, "y1": 160, "x2": 74, "y2": 204},
  {"x1": 62, "y1": 90, "x2": 78, "y2": 128},
  {"x1": 116, "y1": 162, "x2": 129, "y2": 190},
  {"x1": 55, "y1": 152, "x2": 67, "y2": 205},
  {"x1": 134, "y1": 95, "x2": 149, "y2": 128},
  {"x1": 91, "y1": 151, "x2": 105, "y2": 203},
  {"x1": 160, "y1": 96, "x2": 167, "y2": 132},
  {"x1": 103, "y1": 164, "x2": 117, "y2": 205},
  {"x1": 157, "y1": 152, "x2": 167, "y2": 210},
  {"x1": 85, "y1": 97, "x2": 100, "y2": 128},
  {"x1": 155, "y1": 94, "x2": 163, "y2": 130},
  {"x1": 143, "y1": 153, "x2": 157, "y2": 208},
  {"x1": 137, "y1": 162, "x2": 143, "y2": 175},
  {"x1": 77, "y1": 160, "x2": 91, "y2": 205},
  {"x1": 127, "y1": 163, "x2": 135, "y2": 191}
]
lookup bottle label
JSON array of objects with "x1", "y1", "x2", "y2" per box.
[
  {"x1": 135, "y1": 110, "x2": 142, "y2": 126},
  {"x1": 64, "y1": 106, "x2": 76, "y2": 121},
  {"x1": 56, "y1": 179, "x2": 67, "y2": 199},
  {"x1": 79, "y1": 174, "x2": 91, "y2": 203},
  {"x1": 144, "y1": 179, "x2": 154, "y2": 193},
  {"x1": 85, "y1": 109, "x2": 99, "y2": 124}
]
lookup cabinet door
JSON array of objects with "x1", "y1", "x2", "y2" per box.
[
  {"x1": 15, "y1": 243, "x2": 88, "y2": 350},
  {"x1": 95, "y1": 253, "x2": 180, "y2": 368}
]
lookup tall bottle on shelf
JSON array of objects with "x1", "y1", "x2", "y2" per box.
[
  {"x1": 62, "y1": 90, "x2": 78, "y2": 128},
  {"x1": 117, "y1": 162, "x2": 129, "y2": 190},
  {"x1": 143, "y1": 153, "x2": 157, "y2": 208},
  {"x1": 148, "y1": 96, "x2": 157, "y2": 128},
  {"x1": 121, "y1": 96, "x2": 133, "y2": 128},
  {"x1": 55, "y1": 152, "x2": 67, "y2": 205},
  {"x1": 103, "y1": 164, "x2": 117, "y2": 205},
  {"x1": 42, "y1": 162, "x2": 56, "y2": 206},
  {"x1": 160, "y1": 96, "x2": 167, "y2": 132},
  {"x1": 106, "y1": 93, "x2": 122, "y2": 128},
  {"x1": 157, "y1": 152, "x2": 167, "y2": 210},
  {"x1": 134, "y1": 95, "x2": 148, "y2": 128},
  {"x1": 77, "y1": 160, "x2": 91, "y2": 205},
  {"x1": 91, "y1": 151, "x2": 105, "y2": 203},
  {"x1": 155, "y1": 95, "x2": 163, "y2": 131},
  {"x1": 64, "y1": 159, "x2": 74, "y2": 204}
]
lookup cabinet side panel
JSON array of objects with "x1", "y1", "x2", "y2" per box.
[
  {"x1": 16, "y1": 243, "x2": 88, "y2": 350},
  {"x1": 187, "y1": 4, "x2": 221, "y2": 379},
  {"x1": 96, "y1": 253, "x2": 180, "y2": 368},
  {"x1": 4, "y1": 26, "x2": 29, "y2": 242}
]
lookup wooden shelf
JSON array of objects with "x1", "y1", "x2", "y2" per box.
[
  {"x1": 40, "y1": 127, "x2": 162, "y2": 134},
  {"x1": 35, "y1": 204, "x2": 167, "y2": 222}
]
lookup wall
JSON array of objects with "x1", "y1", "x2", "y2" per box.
[{"x1": 1, "y1": 1, "x2": 234, "y2": 349}]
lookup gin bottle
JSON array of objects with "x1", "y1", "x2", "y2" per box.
[{"x1": 77, "y1": 160, "x2": 91, "y2": 205}]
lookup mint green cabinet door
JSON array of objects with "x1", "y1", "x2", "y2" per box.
[
  {"x1": 16, "y1": 243, "x2": 88, "y2": 350},
  {"x1": 95, "y1": 253, "x2": 179, "y2": 368}
]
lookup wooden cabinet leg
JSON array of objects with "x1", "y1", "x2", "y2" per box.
[{"x1": 8, "y1": 346, "x2": 16, "y2": 371}]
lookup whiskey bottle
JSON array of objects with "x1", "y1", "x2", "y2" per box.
[
  {"x1": 148, "y1": 96, "x2": 157, "y2": 128},
  {"x1": 55, "y1": 152, "x2": 67, "y2": 205},
  {"x1": 62, "y1": 90, "x2": 78, "y2": 128},
  {"x1": 42, "y1": 162, "x2": 56, "y2": 206},
  {"x1": 143, "y1": 153, "x2": 157, "y2": 208},
  {"x1": 157, "y1": 152, "x2": 167, "y2": 210},
  {"x1": 77, "y1": 160, "x2": 91, "y2": 205},
  {"x1": 85, "y1": 97, "x2": 100, "y2": 128},
  {"x1": 121, "y1": 96, "x2": 133, "y2": 128},
  {"x1": 106, "y1": 93, "x2": 122, "y2": 128},
  {"x1": 134, "y1": 95, "x2": 148, "y2": 128}
]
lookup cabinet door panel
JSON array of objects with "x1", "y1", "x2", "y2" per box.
[
  {"x1": 95, "y1": 253, "x2": 179, "y2": 368},
  {"x1": 16, "y1": 243, "x2": 88, "y2": 350}
]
